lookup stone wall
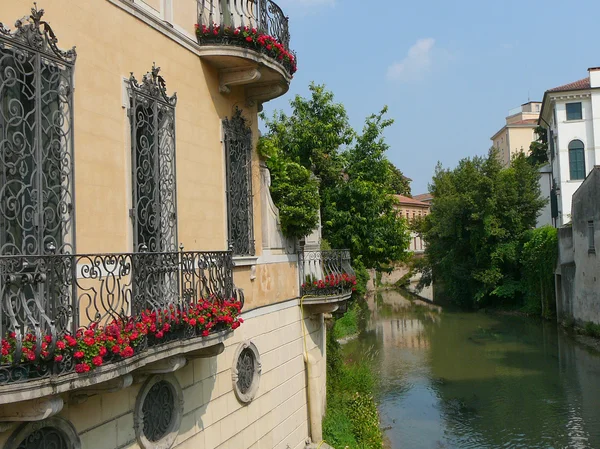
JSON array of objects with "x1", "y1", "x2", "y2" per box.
[{"x1": 556, "y1": 167, "x2": 600, "y2": 325}]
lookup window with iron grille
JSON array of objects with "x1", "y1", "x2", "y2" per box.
[
  {"x1": 0, "y1": 7, "x2": 76, "y2": 257},
  {"x1": 127, "y1": 64, "x2": 178, "y2": 253},
  {"x1": 223, "y1": 108, "x2": 255, "y2": 256}
]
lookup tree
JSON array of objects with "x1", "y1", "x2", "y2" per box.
[
  {"x1": 527, "y1": 126, "x2": 549, "y2": 166},
  {"x1": 323, "y1": 108, "x2": 410, "y2": 269},
  {"x1": 261, "y1": 82, "x2": 354, "y2": 192},
  {"x1": 258, "y1": 138, "x2": 320, "y2": 238},
  {"x1": 421, "y1": 150, "x2": 546, "y2": 308},
  {"x1": 387, "y1": 161, "x2": 412, "y2": 196},
  {"x1": 261, "y1": 87, "x2": 410, "y2": 270}
]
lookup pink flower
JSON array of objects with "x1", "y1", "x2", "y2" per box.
[
  {"x1": 74, "y1": 351, "x2": 84, "y2": 359},
  {"x1": 56, "y1": 340, "x2": 65, "y2": 350},
  {"x1": 54, "y1": 355, "x2": 63, "y2": 362},
  {"x1": 75, "y1": 363, "x2": 90, "y2": 373},
  {"x1": 92, "y1": 356, "x2": 103, "y2": 367}
]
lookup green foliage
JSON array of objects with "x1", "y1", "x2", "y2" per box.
[
  {"x1": 262, "y1": 85, "x2": 410, "y2": 269},
  {"x1": 261, "y1": 82, "x2": 354, "y2": 191},
  {"x1": 520, "y1": 226, "x2": 558, "y2": 317},
  {"x1": 259, "y1": 137, "x2": 320, "y2": 238},
  {"x1": 387, "y1": 161, "x2": 412, "y2": 196},
  {"x1": 421, "y1": 150, "x2": 547, "y2": 309},
  {"x1": 323, "y1": 330, "x2": 383, "y2": 449},
  {"x1": 583, "y1": 321, "x2": 600, "y2": 338},
  {"x1": 527, "y1": 126, "x2": 549, "y2": 167},
  {"x1": 323, "y1": 108, "x2": 410, "y2": 269},
  {"x1": 333, "y1": 302, "x2": 359, "y2": 339}
]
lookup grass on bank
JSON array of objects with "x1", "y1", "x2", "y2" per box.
[{"x1": 324, "y1": 302, "x2": 383, "y2": 449}]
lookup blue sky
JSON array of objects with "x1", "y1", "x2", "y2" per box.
[{"x1": 263, "y1": 0, "x2": 599, "y2": 194}]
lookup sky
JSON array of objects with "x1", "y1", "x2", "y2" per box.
[{"x1": 262, "y1": 0, "x2": 600, "y2": 195}]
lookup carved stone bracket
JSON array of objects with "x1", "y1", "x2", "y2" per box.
[
  {"x1": 137, "y1": 355, "x2": 187, "y2": 375},
  {"x1": 0, "y1": 397, "x2": 63, "y2": 422},
  {"x1": 186, "y1": 343, "x2": 225, "y2": 360},
  {"x1": 220, "y1": 66, "x2": 262, "y2": 94},
  {"x1": 69, "y1": 374, "x2": 134, "y2": 404},
  {"x1": 246, "y1": 82, "x2": 285, "y2": 111}
]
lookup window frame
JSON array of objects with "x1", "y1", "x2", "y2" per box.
[
  {"x1": 566, "y1": 102, "x2": 583, "y2": 121},
  {"x1": 0, "y1": 7, "x2": 77, "y2": 257},
  {"x1": 568, "y1": 140, "x2": 586, "y2": 180},
  {"x1": 589, "y1": 221, "x2": 595, "y2": 254},
  {"x1": 223, "y1": 108, "x2": 255, "y2": 256},
  {"x1": 127, "y1": 64, "x2": 178, "y2": 253}
]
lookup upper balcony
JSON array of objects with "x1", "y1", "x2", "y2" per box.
[
  {"x1": 196, "y1": 0, "x2": 295, "y2": 106},
  {"x1": 0, "y1": 249, "x2": 243, "y2": 404},
  {"x1": 298, "y1": 249, "x2": 356, "y2": 314}
]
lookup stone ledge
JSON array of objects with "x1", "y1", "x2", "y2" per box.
[
  {"x1": 0, "y1": 330, "x2": 232, "y2": 405},
  {"x1": 301, "y1": 293, "x2": 352, "y2": 315}
]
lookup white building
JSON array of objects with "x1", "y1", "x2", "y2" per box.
[{"x1": 538, "y1": 68, "x2": 600, "y2": 226}]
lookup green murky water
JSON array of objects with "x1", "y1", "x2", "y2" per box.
[{"x1": 343, "y1": 289, "x2": 600, "y2": 449}]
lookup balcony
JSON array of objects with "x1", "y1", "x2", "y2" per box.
[
  {"x1": 196, "y1": 0, "x2": 295, "y2": 106},
  {"x1": 298, "y1": 250, "x2": 356, "y2": 314},
  {"x1": 0, "y1": 249, "x2": 243, "y2": 403}
]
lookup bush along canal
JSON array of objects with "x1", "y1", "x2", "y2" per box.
[{"x1": 338, "y1": 289, "x2": 600, "y2": 449}]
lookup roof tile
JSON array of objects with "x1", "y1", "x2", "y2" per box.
[{"x1": 548, "y1": 77, "x2": 590, "y2": 92}]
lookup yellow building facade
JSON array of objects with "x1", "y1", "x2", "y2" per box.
[
  {"x1": 491, "y1": 101, "x2": 541, "y2": 166},
  {"x1": 0, "y1": 2, "x2": 351, "y2": 448}
]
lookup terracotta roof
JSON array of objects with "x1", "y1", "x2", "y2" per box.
[
  {"x1": 413, "y1": 193, "x2": 433, "y2": 202},
  {"x1": 395, "y1": 195, "x2": 429, "y2": 207},
  {"x1": 508, "y1": 119, "x2": 538, "y2": 126},
  {"x1": 548, "y1": 77, "x2": 590, "y2": 92}
]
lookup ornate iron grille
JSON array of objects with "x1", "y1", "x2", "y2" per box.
[
  {"x1": 128, "y1": 64, "x2": 178, "y2": 253},
  {"x1": 0, "y1": 6, "x2": 76, "y2": 257},
  {"x1": 197, "y1": 0, "x2": 291, "y2": 50},
  {"x1": 298, "y1": 249, "x2": 355, "y2": 297},
  {"x1": 0, "y1": 249, "x2": 241, "y2": 385},
  {"x1": 16, "y1": 427, "x2": 70, "y2": 449},
  {"x1": 142, "y1": 380, "x2": 176, "y2": 442},
  {"x1": 236, "y1": 347, "x2": 255, "y2": 394},
  {"x1": 0, "y1": 6, "x2": 76, "y2": 377},
  {"x1": 224, "y1": 108, "x2": 255, "y2": 256}
]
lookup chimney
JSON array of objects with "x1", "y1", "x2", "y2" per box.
[{"x1": 589, "y1": 67, "x2": 600, "y2": 88}]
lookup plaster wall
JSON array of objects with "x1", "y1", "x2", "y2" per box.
[
  {"x1": 0, "y1": 301, "x2": 325, "y2": 449},
  {"x1": 553, "y1": 98, "x2": 596, "y2": 224}
]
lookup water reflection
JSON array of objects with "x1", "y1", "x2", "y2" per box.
[{"x1": 344, "y1": 289, "x2": 600, "y2": 449}]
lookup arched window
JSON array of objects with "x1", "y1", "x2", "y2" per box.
[{"x1": 568, "y1": 140, "x2": 585, "y2": 180}]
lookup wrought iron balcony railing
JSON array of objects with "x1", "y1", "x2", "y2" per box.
[
  {"x1": 0, "y1": 249, "x2": 243, "y2": 385},
  {"x1": 196, "y1": 0, "x2": 297, "y2": 75},
  {"x1": 298, "y1": 249, "x2": 356, "y2": 299}
]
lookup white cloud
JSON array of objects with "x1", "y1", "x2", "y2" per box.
[{"x1": 386, "y1": 38, "x2": 436, "y2": 83}]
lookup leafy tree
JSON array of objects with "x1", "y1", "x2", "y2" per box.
[
  {"x1": 527, "y1": 125, "x2": 549, "y2": 166},
  {"x1": 387, "y1": 161, "x2": 412, "y2": 196},
  {"x1": 421, "y1": 150, "x2": 546, "y2": 308},
  {"x1": 520, "y1": 226, "x2": 558, "y2": 318},
  {"x1": 257, "y1": 138, "x2": 320, "y2": 238},
  {"x1": 261, "y1": 82, "x2": 354, "y2": 192},
  {"x1": 323, "y1": 108, "x2": 410, "y2": 269}
]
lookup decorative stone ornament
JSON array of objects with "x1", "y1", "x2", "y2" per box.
[
  {"x1": 231, "y1": 341, "x2": 261, "y2": 403},
  {"x1": 134, "y1": 374, "x2": 184, "y2": 449},
  {"x1": 4, "y1": 417, "x2": 80, "y2": 449}
]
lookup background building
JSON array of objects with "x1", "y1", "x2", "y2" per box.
[
  {"x1": 395, "y1": 195, "x2": 430, "y2": 254},
  {"x1": 539, "y1": 68, "x2": 600, "y2": 226},
  {"x1": 491, "y1": 101, "x2": 541, "y2": 167}
]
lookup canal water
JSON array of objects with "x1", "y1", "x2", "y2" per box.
[{"x1": 343, "y1": 289, "x2": 600, "y2": 449}]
